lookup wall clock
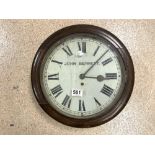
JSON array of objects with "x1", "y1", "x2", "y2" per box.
[{"x1": 31, "y1": 24, "x2": 134, "y2": 127}]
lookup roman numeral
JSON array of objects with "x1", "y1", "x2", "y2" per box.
[
  {"x1": 102, "y1": 57, "x2": 113, "y2": 66},
  {"x1": 51, "y1": 60, "x2": 63, "y2": 65},
  {"x1": 48, "y1": 73, "x2": 59, "y2": 80},
  {"x1": 93, "y1": 46, "x2": 100, "y2": 56},
  {"x1": 105, "y1": 73, "x2": 117, "y2": 79},
  {"x1": 78, "y1": 42, "x2": 86, "y2": 53},
  {"x1": 62, "y1": 95, "x2": 72, "y2": 108},
  {"x1": 51, "y1": 85, "x2": 63, "y2": 98},
  {"x1": 62, "y1": 46, "x2": 73, "y2": 56},
  {"x1": 101, "y1": 84, "x2": 114, "y2": 97},
  {"x1": 78, "y1": 42, "x2": 81, "y2": 51},
  {"x1": 82, "y1": 42, "x2": 86, "y2": 53},
  {"x1": 79, "y1": 100, "x2": 86, "y2": 111},
  {"x1": 94, "y1": 97, "x2": 101, "y2": 106}
]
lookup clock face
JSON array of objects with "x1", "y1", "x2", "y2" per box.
[
  {"x1": 31, "y1": 25, "x2": 134, "y2": 127},
  {"x1": 40, "y1": 34, "x2": 124, "y2": 118}
]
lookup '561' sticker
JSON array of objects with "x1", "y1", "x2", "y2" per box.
[{"x1": 72, "y1": 89, "x2": 83, "y2": 97}]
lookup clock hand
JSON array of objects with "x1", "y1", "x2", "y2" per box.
[
  {"x1": 80, "y1": 49, "x2": 109, "y2": 79},
  {"x1": 84, "y1": 76, "x2": 97, "y2": 79},
  {"x1": 85, "y1": 75, "x2": 104, "y2": 82},
  {"x1": 83, "y1": 75, "x2": 114, "y2": 82}
]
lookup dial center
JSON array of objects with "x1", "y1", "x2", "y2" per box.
[{"x1": 79, "y1": 74, "x2": 85, "y2": 80}]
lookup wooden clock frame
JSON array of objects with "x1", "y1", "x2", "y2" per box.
[{"x1": 31, "y1": 24, "x2": 134, "y2": 128}]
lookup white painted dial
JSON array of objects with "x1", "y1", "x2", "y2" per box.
[{"x1": 40, "y1": 34, "x2": 124, "y2": 118}]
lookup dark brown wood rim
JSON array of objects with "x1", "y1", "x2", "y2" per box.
[{"x1": 31, "y1": 24, "x2": 134, "y2": 128}]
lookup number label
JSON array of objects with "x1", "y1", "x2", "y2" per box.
[{"x1": 72, "y1": 89, "x2": 83, "y2": 96}]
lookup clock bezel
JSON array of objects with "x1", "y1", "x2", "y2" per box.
[{"x1": 31, "y1": 24, "x2": 134, "y2": 128}]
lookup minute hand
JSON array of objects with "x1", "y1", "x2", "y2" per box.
[{"x1": 82, "y1": 49, "x2": 109, "y2": 76}]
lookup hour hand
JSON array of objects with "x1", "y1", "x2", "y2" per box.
[
  {"x1": 79, "y1": 74, "x2": 117, "y2": 82},
  {"x1": 79, "y1": 74, "x2": 104, "y2": 82}
]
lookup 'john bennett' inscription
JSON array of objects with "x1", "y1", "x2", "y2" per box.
[{"x1": 64, "y1": 62, "x2": 100, "y2": 65}]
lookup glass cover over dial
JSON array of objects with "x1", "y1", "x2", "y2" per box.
[{"x1": 40, "y1": 34, "x2": 125, "y2": 119}]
